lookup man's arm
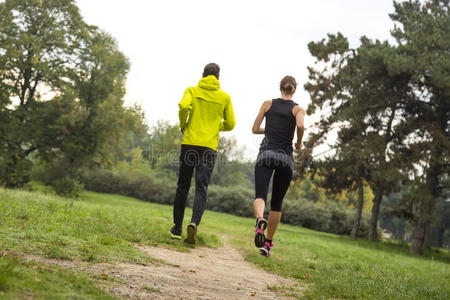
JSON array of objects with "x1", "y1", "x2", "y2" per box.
[
  {"x1": 178, "y1": 88, "x2": 192, "y2": 132},
  {"x1": 293, "y1": 106, "x2": 305, "y2": 149},
  {"x1": 220, "y1": 97, "x2": 236, "y2": 131}
]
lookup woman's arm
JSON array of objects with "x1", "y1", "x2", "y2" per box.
[
  {"x1": 292, "y1": 106, "x2": 305, "y2": 149},
  {"x1": 252, "y1": 100, "x2": 271, "y2": 134}
]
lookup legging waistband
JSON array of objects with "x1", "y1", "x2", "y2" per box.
[{"x1": 256, "y1": 150, "x2": 294, "y2": 171}]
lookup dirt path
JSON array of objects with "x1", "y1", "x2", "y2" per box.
[{"x1": 23, "y1": 239, "x2": 303, "y2": 299}]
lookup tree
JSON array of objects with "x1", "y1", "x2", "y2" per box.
[
  {"x1": 303, "y1": 0, "x2": 449, "y2": 254},
  {"x1": 0, "y1": 0, "x2": 146, "y2": 186},
  {"x1": 141, "y1": 121, "x2": 182, "y2": 177},
  {"x1": 387, "y1": 0, "x2": 450, "y2": 254},
  {"x1": 309, "y1": 128, "x2": 371, "y2": 240},
  {"x1": 210, "y1": 136, "x2": 251, "y2": 187},
  {"x1": 0, "y1": 0, "x2": 90, "y2": 186},
  {"x1": 304, "y1": 33, "x2": 405, "y2": 241},
  {"x1": 53, "y1": 30, "x2": 137, "y2": 173}
]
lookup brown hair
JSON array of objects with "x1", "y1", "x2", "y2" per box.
[
  {"x1": 280, "y1": 75, "x2": 297, "y2": 95},
  {"x1": 203, "y1": 63, "x2": 220, "y2": 79}
]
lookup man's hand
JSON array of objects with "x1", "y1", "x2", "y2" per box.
[
  {"x1": 181, "y1": 127, "x2": 186, "y2": 135},
  {"x1": 295, "y1": 141, "x2": 303, "y2": 150}
]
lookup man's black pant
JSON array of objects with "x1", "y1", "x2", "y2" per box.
[{"x1": 173, "y1": 144, "x2": 217, "y2": 232}]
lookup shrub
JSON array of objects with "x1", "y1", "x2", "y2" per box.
[
  {"x1": 81, "y1": 168, "x2": 370, "y2": 237},
  {"x1": 81, "y1": 169, "x2": 176, "y2": 205},
  {"x1": 31, "y1": 158, "x2": 85, "y2": 198},
  {"x1": 282, "y1": 198, "x2": 370, "y2": 237},
  {"x1": 51, "y1": 178, "x2": 84, "y2": 198},
  {"x1": 206, "y1": 185, "x2": 254, "y2": 217},
  {"x1": 0, "y1": 156, "x2": 32, "y2": 188}
]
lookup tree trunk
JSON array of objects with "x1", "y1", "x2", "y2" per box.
[
  {"x1": 411, "y1": 163, "x2": 440, "y2": 255},
  {"x1": 351, "y1": 178, "x2": 364, "y2": 240},
  {"x1": 436, "y1": 223, "x2": 445, "y2": 248},
  {"x1": 369, "y1": 188, "x2": 382, "y2": 241},
  {"x1": 411, "y1": 218, "x2": 429, "y2": 254},
  {"x1": 424, "y1": 222, "x2": 432, "y2": 249}
]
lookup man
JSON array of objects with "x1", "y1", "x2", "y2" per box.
[{"x1": 170, "y1": 63, "x2": 236, "y2": 244}]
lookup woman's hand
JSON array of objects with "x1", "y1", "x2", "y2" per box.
[{"x1": 295, "y1": 140, "x2": 303, "y2": 150}]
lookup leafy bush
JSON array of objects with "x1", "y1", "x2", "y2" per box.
[
  {"x1": 51, "y1": 178, "x2": 84, "y2": 198},
  {"x1": 81, "y1": 168, "x2": 369, "y2": 237},
  {"x1": 81, "y1": 169, "x2": 176, "y2": 205},
  {"x1": 282, "y1": 198, "x2": 369, "y2": 237},
  {"x1": 206, "y1": 185, "x2": 254, "y2": 217},
  {"x1": 0, "y1": 157, "x2": 32, "y2": 188}
]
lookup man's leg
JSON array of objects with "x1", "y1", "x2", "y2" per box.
[
  {"x1": 172, "y1": 146, "x2": 195, "y2": 234},
  {"x1": 190, "y1": 148, "x2": 216, "y2": 226}
]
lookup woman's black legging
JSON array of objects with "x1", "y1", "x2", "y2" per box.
[{"x1": 254, "y1": 156, "x2": 293, "y2": 212}]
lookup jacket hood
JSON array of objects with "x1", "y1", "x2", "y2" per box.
[{"x1": 198, "y1": 75, "x2": 220, "y2": 91}]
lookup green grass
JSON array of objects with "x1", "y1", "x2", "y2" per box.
[
  {"x1": 0, "y1": 255, "x2": 114, "y2": 299},
  {"x1": 0, "y1": 187, "x2": 220, "y2": 263},
  {"x1": 202, "y1": 209, "x2": 450, "y2": 299},
  {"x1": 0, "y1": 185, "x2": 449, "y2": 299},
  {"x1": 142, "y1": 285, "x2": 160, "y2": 293}
]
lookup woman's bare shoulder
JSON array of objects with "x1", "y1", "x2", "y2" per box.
[
  {"x1": 262, "y1": 100, "x2": 272, "y2": 111},
  {"x1": 292, "y1": 104, "x2": 305, "y2": 116}
]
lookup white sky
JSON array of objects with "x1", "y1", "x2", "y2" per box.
[{"x1": 76, "y1": 0, "x2": 397, "y2": 159}]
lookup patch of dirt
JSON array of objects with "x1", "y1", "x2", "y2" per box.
[{"x1": 21, "y1": 239, "x2": 304, "y2": 299}]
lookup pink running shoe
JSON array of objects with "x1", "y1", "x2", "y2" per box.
[
  {"x1": 259, "y1": 241, "x2": 274, "y2": 257},
  {"x1": 254, "y1": 217, "x2": 268, "y2": 248}
]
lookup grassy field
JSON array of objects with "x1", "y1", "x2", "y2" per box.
[{"x1": 0, "y1": 186, "x2": 449, "y2": 299}]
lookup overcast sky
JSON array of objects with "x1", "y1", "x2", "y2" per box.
[{"x1": 75, "y1": 0, "x2": 398, "y2": 159}]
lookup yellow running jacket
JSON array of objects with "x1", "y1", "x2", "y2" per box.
[{"x1": 178, "y1": 75, "x2": 236, "y2": 151}]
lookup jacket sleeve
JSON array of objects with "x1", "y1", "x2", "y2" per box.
[
  {"x1": 220, "y1": 96, "x2": 236, "y2": 131},
  {"x1": 178, "y1": 88, "x2": 192, "y2": 128}
]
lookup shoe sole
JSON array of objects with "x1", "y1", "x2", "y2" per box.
[
  {"x1": 186, "y1": 224, "x2": 196, "y2": 244},
  {"x1": 259, "y1": 247, "x2": 270, "y2": 257},
  {"x1": 170, "y1": 231, "x2": 181, "y2": 240},
  {"x1": 254, "y1": 219, "x2": 268, "y2": 248}
]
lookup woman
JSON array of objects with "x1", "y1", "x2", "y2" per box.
[{"x1": 251, "y1": 75, "x2": 305, "y2": 257}]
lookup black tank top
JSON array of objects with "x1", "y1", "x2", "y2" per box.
[{"x1": 259, "y1": 98, "x2": 297, "y2": 153}]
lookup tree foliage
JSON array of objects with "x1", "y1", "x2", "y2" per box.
[
  {"x1": 388, "y1": 0, "x2": 449, "y2": 254},
  {"x1": 301, "y1": 0, "x2": 449, "y2": 253},
  {"x1": 0, "y1": 0, "x2": 147, "y2": 187}
]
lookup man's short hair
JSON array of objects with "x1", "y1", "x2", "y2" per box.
[{"x1": 203, "y1": 63, "x2": 220, "y2": 79}]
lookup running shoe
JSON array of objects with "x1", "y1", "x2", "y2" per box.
[
  {"x1": 259, "y1": 241, "x2": 274, "y2": 257},
  {"x1": 170, "y1": 226, "x2": 181, "y2": 240},
  {"x1": 254, "y1": 217, "x2": 268, "y2": 248},
  {"x1": 185, "y1": 223, "x2": 197, "y2": 244}
]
